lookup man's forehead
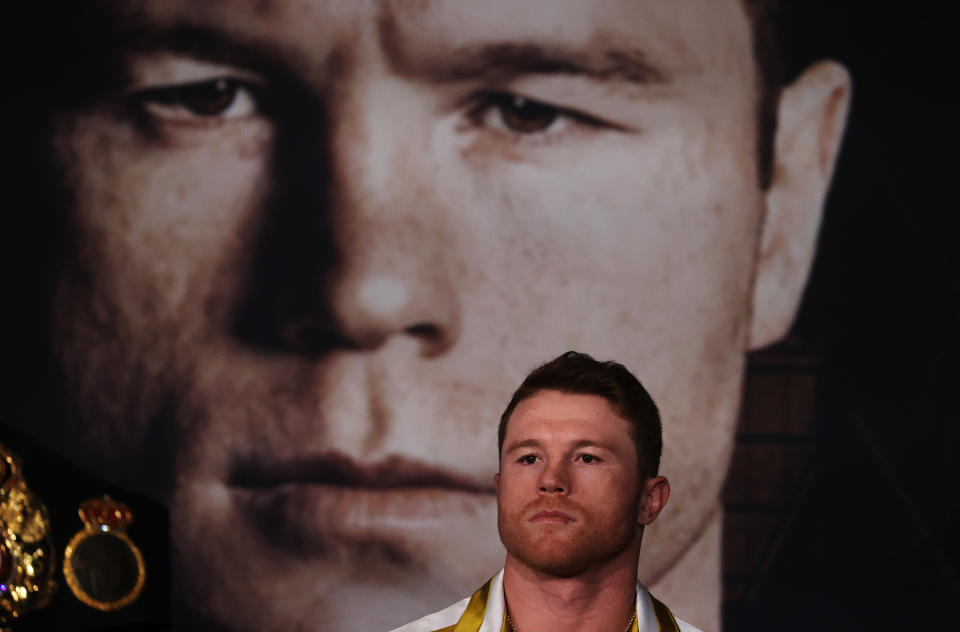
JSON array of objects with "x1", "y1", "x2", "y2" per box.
[
  {"x1": 508, "y1": 392, "x2": 625, "y2": 433},
  {"x1": 94, "y1": 0, "x2": 754, "y2": 82},
  {"x1": 503, "y1": 393, "x2": 635, "y2": 454}
]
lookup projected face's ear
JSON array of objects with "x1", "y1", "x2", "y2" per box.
[{"x1": 749, "y1": 61, "x2": 852, "y2": 349}]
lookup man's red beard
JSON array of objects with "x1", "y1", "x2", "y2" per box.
[{"x1": 497, "y1": 497, "x2": 640, "y2": 577}]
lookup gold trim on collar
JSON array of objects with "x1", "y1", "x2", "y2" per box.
[
  {"x1": 450, "y1": 575, "x2": 494, "y2": 632},
  {"x1": 649, "y1": 594, "x2": 680, "y2": 632},
  {"x1": 441, "y1": 575, "x2": 681, "y2": 632}
]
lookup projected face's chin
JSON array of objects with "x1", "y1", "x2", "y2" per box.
[{"x1": 44, "y1": 0, "x2": 764, "y2": 629}]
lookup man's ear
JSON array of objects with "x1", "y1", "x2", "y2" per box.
[
  {"x1": 638, "y1": 476, "x2": 670, "y2": 526},
  {"x1": 749, "y1": 61, "x2": 852, "y2": 349},
  {"x1": 494, "y1": 472, "x2": 500, "y2": 491}
]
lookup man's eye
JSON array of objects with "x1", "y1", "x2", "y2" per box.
[
  {"x1": 129, "y1": 78, "x2": 260, "y2": 120},
  {"x1": 579, "y1": 454, "x2": 599, "y2": 464},
  {"x1": 469, "y1": 92, "x2": 602, "y2": 136},
  {"x1": 519, "y1": 454, "x2": 539, "y2": 465}
]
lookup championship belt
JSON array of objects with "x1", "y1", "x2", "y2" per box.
[
  {"x1": 63, "y1": 496, "x2": 146, "y2": 611},
  {"x1": 0, "y1": 443, "x2": 57, "y2": 631}
]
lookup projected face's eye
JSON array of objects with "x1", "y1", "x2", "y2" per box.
[
  {"x1": 489, "y1": 94, "x2": 560, "y2": 133},
  {"x1": 128, "y1": 77, "x2": 261, "y2": 122},
  {"x1": 466, "y1": 91, "x2": 612, "y2": 140}
]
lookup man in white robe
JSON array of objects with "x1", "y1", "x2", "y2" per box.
[{"x1": 393, "y1": 352, "x2": 701, "y2": 632}]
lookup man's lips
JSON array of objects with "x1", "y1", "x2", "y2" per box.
[
  {"x1": 227, "y1": 452, "x2": 496, "y2": 555},
  {"x1": 529, "y1": 509, "x2": 576, "y2": 523}
]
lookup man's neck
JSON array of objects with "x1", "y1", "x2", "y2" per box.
[{"x1": 502, "y1": 550, "x2": 640, "y2": 632}]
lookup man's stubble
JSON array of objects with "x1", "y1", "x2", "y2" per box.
[{"x1": 497, "y1": 495, "x2": 641, "y2": 578}]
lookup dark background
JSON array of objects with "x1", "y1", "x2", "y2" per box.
[{"x1": 724, "y1": 1, "x2": 959, "y2": 629}]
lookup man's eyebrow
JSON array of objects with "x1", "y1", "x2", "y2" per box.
[
  {"x1": 505, "y1": 439, "x2": 543, "y2": 453},
  {"x1": 392, "y1": 42, "x2": 670, "y2": 85},
  {"x1": 570, "y1": 439, "x2": 616, "y2": 451},
  {"x1": 504, "y1": 438, "x2": 617, "y2": 453}
]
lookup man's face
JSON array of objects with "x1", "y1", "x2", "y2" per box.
[
  {"x1": 497, "y1": 390, "x2": 643, "y2": 577},
  {"x1": 38, "y1": 0, "x2": 767, "y2": 629}
]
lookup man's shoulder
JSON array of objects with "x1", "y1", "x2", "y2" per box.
[{"x1": 388, "y1": 596, "x2": 471, "y2": 632}]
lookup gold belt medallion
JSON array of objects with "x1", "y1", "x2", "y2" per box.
[
  {"x1": 63, "y1": 496, "x2": 146, "y2": 611},
  {"x1": 0, "y1": 443, "x2": 57, "y2": 630}
]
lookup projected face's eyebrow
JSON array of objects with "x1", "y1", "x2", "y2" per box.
[
  {"x1": 391, "y1": 41, "x2": 670, "y2": 86},
  {"x1": 44, "y1": 22, "x2": 291, "y2": 107},
  {"x1": 91, "y1": 19, "x2": 669, "y2": 95},
  {"x1": 110, "y1": 24, "x2": 301, "y2": 79}
]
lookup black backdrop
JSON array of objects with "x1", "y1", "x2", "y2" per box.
[{"x1": 724, "y1": 0, "x2": 958, "y2": 628}]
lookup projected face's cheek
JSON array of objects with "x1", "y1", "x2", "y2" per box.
[{"x1": 47, "y1": 54, "x2": 280, "y2": 472}]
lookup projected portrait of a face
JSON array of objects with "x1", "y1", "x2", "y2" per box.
[{"x1": 9, "y1": 0, "x2": 849, "y2": 629}]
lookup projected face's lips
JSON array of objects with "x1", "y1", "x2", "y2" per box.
[{"x1": 229, "y1": 453, "x2": 496, "y2": 554}]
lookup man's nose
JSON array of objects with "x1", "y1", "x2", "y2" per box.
[
  {"x1": 538, "y1": 461, "x2": 571, "y2": 495},
  {"x1": 275, "y1": 85, "x2": 461, "y2": 358}
]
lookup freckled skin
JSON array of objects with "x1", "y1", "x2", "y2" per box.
[
  {"x1": 14, "y1": 0, "x2": 836, "y2": 630},
  {"x1": 495, "y1": 390, "x2": 670, "y2": 632},
  {"x1": 497, "y1": 392, "x2": 644, "y2": 579}
]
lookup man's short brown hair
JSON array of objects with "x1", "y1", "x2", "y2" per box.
[{"x1": 498, "y1": 351, "x2": 662, "y2": 480}]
